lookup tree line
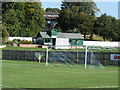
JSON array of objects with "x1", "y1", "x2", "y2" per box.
[
  {"x1": 2, "y1": 1, "x2": 120, "y2": 41},
  {"x1": 2, "y1": 2, "x2": 45, "y2": 38},
  {"x1": 57, "y1": 2, "x2": 120, "y2": 41}
]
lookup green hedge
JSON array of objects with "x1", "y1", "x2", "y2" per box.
[{"x1": 7, "y1": 39, "x2": 32, "y2": 44}]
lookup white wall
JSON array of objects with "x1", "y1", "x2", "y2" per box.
[
  {"x1": 55, "y1": 38, "x2": 70, "y2": 49},
  {"x1": 7, "y1": 37, "x2": 119, "y2": 47},
  {"x1": 8, "y1": 37, "x2": 32, "y2": 41},
  {"x1": 83, "y1": 41, "x2": 119, "y2": 47},
  {"x1": 0, "y1": 45, "x2": 6, "y2": 48}
]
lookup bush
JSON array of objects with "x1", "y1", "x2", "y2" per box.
[
  {"x1": 19, "y1": 40, "x2": 32, "y2": 44},
  {"x1": 2, "y1": 38, "x2": 8, "y2": 44},
  {"x1": 7, "y1": 40, "x2": 14, "y2": 45},
  {"x1": 12, "y1": 39, "x2": 21, "y2": 42},
  {"x1": 7, "y1": 39, "x2": 32, "y2": 45}
]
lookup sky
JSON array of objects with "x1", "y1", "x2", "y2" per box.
[{"x1": 41, "y1": 0, "x2": 119, "y2": 19}]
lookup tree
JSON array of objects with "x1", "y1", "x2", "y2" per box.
[
  {"x1": 58, "y1": 1, "x2": 99, "y2": 36},
  {"x1": 94, "y1": 13, "x2": 119, "y2": 41},
  {"x1": 2, "y1": 2, "x2": 45, "y2": 37},
  {"x1": 77, "y1": 12, "x2": 95, "y2": 39},
  {"x1": 58, "y1": 5, "x2": 79, "y2": 32},
  {"x1": 45, "y1": 8, "x2": 60, "y2": 12},
  {"x1": 3, "y1": 9, "x2": 23, "y2": 36},
  {"x1": 2, "y1": 2, "x2": 26, "y2": 37},
  {"x1": 1, "y1": 23, "x2": 10, "y2": 43},
  {"x1": 61, "y1": 1, "x2": 99, "y2": 16},
  {"x1": 24, "y1": 2, "x2": 45, "y2": 36},
  {"x1": 111, "y1": 19, "x2": 120, "y2": 41}
]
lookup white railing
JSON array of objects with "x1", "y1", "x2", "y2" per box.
[
  {"x1": 8, "y1": 37, "x2": 32, "y2": 41},
  {"x1": 83, "y1": 41, "x2": 119, "y2": 47},
  {"x1": 0, "y1": 45, "x2": 6, "y2": 48}
]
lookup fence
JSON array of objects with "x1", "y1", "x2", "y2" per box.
[
  {"x1": 0, "y1": 45, "x2": 6, "y2": 48},
  {"x1": 83, "y1": 41, "x2": 119, "y2": 47},
  {"x1": 2, "y1": 50, "x2": 120, "y2": 66}
]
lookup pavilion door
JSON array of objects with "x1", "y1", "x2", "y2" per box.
[{"x1": 52, "y1": 38, "x2": 56, "y2": 45}]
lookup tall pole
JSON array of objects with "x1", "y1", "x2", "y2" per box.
[
  {"x1": 46, "y1": 47, "x2": 48, "y2": 66},
  {"x1": 85, "y1": 45, "x2": 88, "y2": 69}
]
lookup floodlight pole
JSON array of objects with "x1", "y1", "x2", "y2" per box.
[
  {"x1": 46, "y1": 47, "x2": 48, "y2": 66},
  {"x1": 85, "y1": 45, "x2": 88, "y2": 69}
]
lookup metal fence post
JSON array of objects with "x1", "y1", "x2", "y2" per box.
[
  {"x1": 104, "y1": 52, "x2": 107, "y2": 66},
  {"x1": 77, "y1": 51, "x2": 78, "y2": 63}
]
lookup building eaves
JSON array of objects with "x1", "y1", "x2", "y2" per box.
[
  {"x1": 45, "y1": 12, "x2": 60, "y2": 15},
  {"x1": 40, "y1": 32, "x2": 50, "y2": 38},
  {"x1": 57, "y1": 32, "x2": 84, "y2": 39}
]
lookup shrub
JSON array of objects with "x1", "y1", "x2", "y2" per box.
[
  {"x1": 7, "y1": 39, "x2": 32, "y2": 45},
  {"x1": 12, "y1": 39, "x2": 21, "y2": 42},
  {"x1": 19, "y1": 40, "x2": 32, "y2": 44},
  {"x1": 7, "y1": 40, "x2": 14, "y2": 45}
]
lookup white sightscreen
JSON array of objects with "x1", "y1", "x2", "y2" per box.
[{"x1": 55, "y1": 38, "x2": 70, "y2": 49}]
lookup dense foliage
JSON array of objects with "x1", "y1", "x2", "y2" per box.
[
  {"x1": 94, "y1": 14, "x2": 120, "y2": 41},
  {"x1": 45, "y1": 8, "x2": 60, "y2": 12},
  {"x1": 2, "y1": 1, "x2": 120, "y2": 41},
  {"x1": 2, "y1": 2, "x2": 45, "y2": 37},
  {"x1": 7, "y1": 39, "x2": 32, "y2": 45},
  {"x1": 58, "y1": 2, "x2": 99, "y2": 39},
  {"x1": 58, "y1": 1, "x2": 120, "y2": 41}
]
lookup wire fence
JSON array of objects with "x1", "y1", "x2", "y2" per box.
[{"x1": 2, "y1": 50, "x2": 120, "y2": 66}]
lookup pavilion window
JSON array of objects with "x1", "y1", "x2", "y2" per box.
[{"x1": 45, "y1": 39, "x2": 51, "y2": 43}]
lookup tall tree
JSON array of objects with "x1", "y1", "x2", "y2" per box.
[
  {"x1": 58, "y1": 1, "x2": 99, "y2": 36},
  {"x1": 61, "y1": 1, "x2": 99, "y2": 16},
  {"x1": 2, "y1": 2, "x2": 25, "y2": 37},
  {"x1": 1, "y1": 23, "x2": 9, "y2": 43},
  {"x1": 77, "y1": 12, "x2": 95, "y2": 39},
  {"x1": 24, "y1": 2, "x2": 45, "y2": 36},
  {"x1": 94, "y1": 13, "x2": 119, "y2": 41},
  {"x1": 2, "y1": 2, "x2": 45, "y2": 37},
  {"x1": 111, "y1": 19, "x2": 120, "y2": 41}
]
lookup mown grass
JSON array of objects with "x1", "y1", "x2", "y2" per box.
[{"x1": 2, "y1": 60, "x2": 119, "y2": 88}]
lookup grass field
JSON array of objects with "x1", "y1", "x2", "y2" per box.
[{"x1": 1, "y1": 60, "x2": 119, "y2": 89}]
